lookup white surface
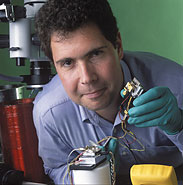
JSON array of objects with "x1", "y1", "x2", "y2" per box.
[
  {"x1": 22, "y1": 182, "x2": 46, "y2": 185},
  {"x1": 72, "y1": 160, "x2": 111, "y2": 185}
]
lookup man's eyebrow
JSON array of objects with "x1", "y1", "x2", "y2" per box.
[
  {"x1": 55, "y1": 57, "x2": 73, "y2": 64},
  {"x1": 83, "y1": 46, "x2": 107, "y2": 58}
]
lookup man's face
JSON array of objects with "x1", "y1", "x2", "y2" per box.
[{"x1": 51, "y1": 24, "x2": 123, "y2": 117}]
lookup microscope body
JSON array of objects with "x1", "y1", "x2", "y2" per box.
[{"x1": 0, "y1": 0, "x2": 52, "y2": 88}]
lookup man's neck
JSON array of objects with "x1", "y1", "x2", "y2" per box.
[
  {"x1": 96, "y1": 99, "x2": 122, "y2": 123},
  {"x1": 98, "y1": 109, "x2": 119, "y2": 123}
]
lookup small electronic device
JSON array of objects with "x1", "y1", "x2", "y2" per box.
[
  {"x1": 70, "y1": 145, "x2": 106, "y2": 170},
  {"x1": 69, "y1": 140, "x2": 115, "y2": 185},
  {"x1": 121, "y1": 77, "x2": 144, "y2": 99},
  {"x1": 130, "y1": 164, "x2": 178, "y2": 185},
  {"x1": 120, "y1": 77, "x2": 145, "y2": 121}
]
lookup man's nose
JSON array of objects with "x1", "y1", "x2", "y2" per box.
[{"x1": 79, "y1": 62, "x2": 97, "y2": 84}]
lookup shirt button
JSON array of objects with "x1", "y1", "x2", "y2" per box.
[
  {"x1": 122, "y1": 151, "x2": 127, "y2": 155},
  {"x1": 113, "y1": 128, "x2": 117, "y2": 134}
]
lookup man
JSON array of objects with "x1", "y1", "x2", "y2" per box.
[{"x1": 33, "y1": 0, "x2": 183, "y2": 184}]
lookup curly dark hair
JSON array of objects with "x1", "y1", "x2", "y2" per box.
[{"x1": 35, "y1": 0, "x2": 119, "y2": 60}]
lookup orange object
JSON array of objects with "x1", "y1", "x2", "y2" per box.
[{"x1": 0, "y1": 98, "x2": 48, "y2": 183}]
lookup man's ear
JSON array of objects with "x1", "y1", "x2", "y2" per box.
[{"x1": 116, "y1": 32, "x2": 123, "y2": 60}]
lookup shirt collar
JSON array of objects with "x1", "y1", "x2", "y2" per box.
[
  {"x1": 79, "y1": 105, "x2": 100, "y2": 125},
  {"x1": 120, "y1": 59, "x2": 132, "y2": 85}
]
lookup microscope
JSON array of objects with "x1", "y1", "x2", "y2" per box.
[
  {"x1": 0, "y1": 1, "x2": 52, "y2": 184},
  {"x1": 0, "y1": 0, "x2": 52, "y2": 90}
]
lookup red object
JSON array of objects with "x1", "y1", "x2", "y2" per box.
[{"x1": 0, "y1": 98, "x2": 48, "y2": 183}]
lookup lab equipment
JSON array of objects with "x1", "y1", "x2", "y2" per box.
[
  {"x1": 69, "y1": 139, "x2": 116, "y2": 185},
  {"x1": 0, "y1": 0, "x2": 53, "y2": 88},
  {"x1": 120, "y1": 77, "x2": 144, "y2": 99},
  {"x1": 0, "y1": 2, "x2": 50, "y2": 182},
  {"x1": 0, "y1": 98, "x2": 48, "y2": 183},
  {"x1": 0, "y1": 163, "x2": 24, "y2": 185},
  {"x1": 120, "y1": 77, "x2": 145, "y2": 122},
  {"x1": 0, "y1": 84, "x2": 24, "y2": 103},
  {"x1": 67, "y1": 137, "x2": 179, "y2": 185},
  {"x1": 130, "y1": 164, "x2": 178, "y2": 185}
]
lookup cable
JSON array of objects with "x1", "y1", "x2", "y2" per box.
[
  {"x1": 109, "y1": 151, "x2": 116, "y2": 185},
  {"x1": 63, "y1": 148, "x2": 85, "y2": 185},
  {"x1": 118, "y1": 94, "x2": 145, "y2": 151}
]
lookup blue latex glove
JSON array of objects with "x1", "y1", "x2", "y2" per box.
[
  {"x1": 127, "y1": 86, "x2": 183, "y2": 135},
  {"x1": 107, "y1": 138, "x2": 118, "y2": 156},
  {"x1": 100, "y1": 138, "x2": 118, "y2": 159}
]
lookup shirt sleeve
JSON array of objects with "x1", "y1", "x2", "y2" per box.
[
  {"x1": 163, "y1": 107, "x2": 183, "y2": 152},
  {"x1": 165, "y1": 124, "x2": 183, "y2": 153},
  {"x1": 33, "y1": 107, "x2": 76, "y2": 185}
]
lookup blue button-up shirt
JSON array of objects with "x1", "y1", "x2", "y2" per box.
[{"x1": 33, "y1": 51, "x2": 183, "y2": 184}]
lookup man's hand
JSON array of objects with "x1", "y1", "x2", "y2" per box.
[
  {"x1": 100, "y1": 138, "x2": 118, "y2": 159},
  {"x1": 127, "y1": 86, "x2": 183, "y2": 135}
]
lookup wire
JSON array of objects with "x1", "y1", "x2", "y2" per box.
[
  {"x1": 109, "y1": 151, "x2": 116, "y2": 185},
  {"x1": 118, "y1": 95, "x2": 130, "y2": 121},
  {"x1": 63, "y1": 148, "x2": 85, "y2": 185},
  {"x1": 64, "y1": 93, "x2": 145, "y2": 184},
  {"x1": 96, "y1": 94, "x2": 145, "y2": 151},
  {"x1": 118, "y1": 95, "x2": 145, "y2": 151}
]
